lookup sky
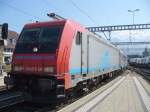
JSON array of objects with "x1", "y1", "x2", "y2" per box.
[{"x1": 0, "y1": 0, "x2": 150, "y2": 42}]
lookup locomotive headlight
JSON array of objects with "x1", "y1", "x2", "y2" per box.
[
  {"x1": 44, "y1": 66, "x2": 54, "y2": 73},
  {"x1": 14, "y1": 66, "x2": 23, "y2": 71}
]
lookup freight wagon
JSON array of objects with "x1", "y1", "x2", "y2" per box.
[{"x1": 129, "y1": 56, "x2": 150, "y2": 68}]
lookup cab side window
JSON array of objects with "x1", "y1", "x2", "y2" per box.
[{"x1": 76, "y1": 31, "x2": 82, "y2": 45}]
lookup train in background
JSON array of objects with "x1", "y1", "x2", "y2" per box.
[
  {"x1": 3, "y1": 19, "x2": 128, "y2": 103},
  {"x1": 129, "y1": 56, "x2": 150, "y2": 68}
]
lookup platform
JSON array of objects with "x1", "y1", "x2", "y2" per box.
[{"x1": 58, "y1": 70, "x2": 150, "y2": 112}]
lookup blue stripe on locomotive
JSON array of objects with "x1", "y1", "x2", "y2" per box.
[{"x1": 69, "y1": 50, "x2": 119, "y2": 75}]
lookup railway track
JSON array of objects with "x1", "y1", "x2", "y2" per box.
[
  {"x1": 0, "y1": 73, "x2": 122, "y2": 112},
  {"x1": 130, "y1": 67, "x2": 150, "y2": 80}
]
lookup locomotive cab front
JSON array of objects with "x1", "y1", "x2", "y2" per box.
[
  {"x1": 4, "y1": 21, "x2": 68, "y2": 103},
  {"x1": 13, "y1": 25, "x2": 63, "y2": 74}
]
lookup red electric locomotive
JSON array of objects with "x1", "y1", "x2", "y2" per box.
[{"x1": 4, "y1": 19, "x2": 127, "y2": 103}]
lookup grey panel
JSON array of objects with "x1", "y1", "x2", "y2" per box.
[
  {"x1": 69, "y1": 30, "x2": 126, "y2": 87},
  {"x1": 81, "y1": 32, "x2": 88, "y2": 74}
]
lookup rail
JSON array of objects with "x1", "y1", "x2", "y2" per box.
[
  {"x1": 130, "y1": 67, "x2": 150, "y2": 80},
  {"x1": 0, "y1": 91, "x2": 31, "y2": 109}
]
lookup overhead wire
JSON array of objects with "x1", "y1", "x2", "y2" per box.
[
  {"x1": 0, "y1": 1, "x2": 40, "y2": 20},
  {"x1": 68, "y1": 0, "x2": 98, "y2": 25},
  {"x1": 68, "y1": 0, "x2": 108, "y2": 40},
  {"x1": 1, "y1": 0, "x2": 108, "y2": 39},
  {"x1": 38, "y1": 0, "x2": 63, "y2": 16}
]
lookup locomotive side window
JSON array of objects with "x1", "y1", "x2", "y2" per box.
[{"x1": 76, "y1": 31, "x2": 82, "y2": 45}]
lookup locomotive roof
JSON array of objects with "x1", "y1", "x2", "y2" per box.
[{"x1": 24, "y1": 19, "x2": 86, "y2": 32}]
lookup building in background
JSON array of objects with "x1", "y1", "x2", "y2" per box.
[
  {"x1": 0, "y1": 29, "x2": 18, "y2": 84},
  {"x1": 2, "y1": 30, "x2": 19, "y2": 64}
]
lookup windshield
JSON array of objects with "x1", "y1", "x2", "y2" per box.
[
  {"x1": 18, "y1": 28, "x2": 40, "y2": 43},
  {"x1": 15, "y1": 26, "x2": 63, "y2": 53}
]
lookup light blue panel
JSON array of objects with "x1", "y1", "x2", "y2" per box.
[
  {"x1": 98, "y1": 50, "x2": 111, "y2": 70},
  {"x1": 69, "y1": 49, "x2": 120, "y2": 75},
  {"x1": 69, "y1": 67, "x2": 98, "y2": 75},
  {"x1": 69, "y1": 49, "x2": 122, "y2": 76}
]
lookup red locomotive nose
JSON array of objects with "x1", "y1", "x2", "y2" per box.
[
  {"x1": 12, "y1": 54, "x2": 56, "y2": 75},
  {"x1": 12, "y1": 22, "x2": 64, "y2": 76}
]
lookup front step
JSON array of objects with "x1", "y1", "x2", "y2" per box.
[
  {"x1": 57, "y1": 85, "x2": 64, "y2": 88},
  {"x1": 57, "y1": 95, "x2": 66, "y2": 99},
  {"x1": 56, "y1": 84, "x2": 65, "y2": 99},
  {"x1": 0, "y1": 91, "x2": 31, "y2": 109}
]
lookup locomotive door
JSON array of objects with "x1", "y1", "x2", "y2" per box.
[
  {"x1": 72, "y1": 31, "x2": 88, "y2": 76},
  {"x1": 81, "y1": 33, "x2": 88, "y2": 75}
]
